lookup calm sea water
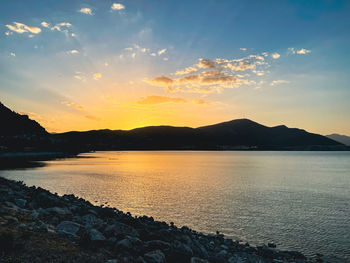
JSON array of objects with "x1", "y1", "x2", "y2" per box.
[{"x1": 1, "y1": 151, "x2": 349, "y2": 262}]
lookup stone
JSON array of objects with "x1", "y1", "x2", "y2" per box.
[
  {"x1": 115, "y1": 238, "x2": 133, "y2": 251},
  {"x1": 145, "y1": 240, "x2": 171, "y2": 252},
  {"x1": 190, "y1": 257, "x2": 210, "y2": 263},
  {"x1": 268, "y1": 242, "x2": 276, "y2": 248},
  {"x1": 14, "y1": 198, "x2": 27, "y2": 208},
  {"x1": 56, "y1": 221, "x2": 81, "y2": 238},
  {"x1": 81, "y1": 213, "x2": 102, "y2": 227},
  {"x1": 143, "y1": 250, "x2": 166, "y2": 263},
  {"x1": 88, "y1": 228, "x2": 106, "y2": 241},
  {"x1": 104, "y1": 222, "x2": 139, "y2": 237},
  {"x1": 45, "y1": 207, "x2": 71, "y2": 216},
  {"x1": 106, "y1": 260, "x2": 118, "y2": 263},
  {"x1": 217, "y1": 249, "x2": 228, "y2": 258}
]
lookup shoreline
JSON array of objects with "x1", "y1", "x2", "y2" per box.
[{"x1": 0, "y1": 176, "x2": 324, "y2": 263}]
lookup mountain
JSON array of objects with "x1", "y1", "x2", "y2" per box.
[
  {"x1": 326, "y1": 134, "x2": 350, "y2": 146},
  {"x1": 0, "y1": 102, "x2": 47, "y2": 136},
  {"x1": 54, "y1": 118, "x2": 344, "y2": 151}
]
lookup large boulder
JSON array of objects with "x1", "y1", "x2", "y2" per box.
[
  {"x1": 56, "y1": 221, "x2": 81, "y2": 238},
  {"x1": 143, "y1": 250, "x2": 166, "y2": 263}
]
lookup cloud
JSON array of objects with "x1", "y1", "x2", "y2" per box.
[
  {"x1": 51, "y1": 22, "x2": 72, "y2": 32},
  {"x1": 147, "y1": 54, "x2": 270, "y2": 93},
  {"x1": 111, "y1": 3, "x2": 125, "y2": 10},
  {"x1": 163, "y1": 58, "x2": 169, "y2": 61},
  {"x1": 240, "y1": 48, "x2": 247, "y2": 51},
  {"x1": 150, "y1": 53, "x2": 157, "y2": 57},
  {"x1": 158, "y1": 49, "x2": 167, "y2": 55},
  {"x1": 270, "y1": 80, "x2": 290, "y2": 86},
  {"x1": 10, "y1": 52, "x2": 16, "y2": 57},
  {"x1": 288, "y1": 48, "x2": 311, "y2": 55},
  {"x1": 146, "y1": 76, "x2": 174, "y2": 87},
  {"x1": 297, "y1": 48, "x2": 311, "y2": 54},
  {"x1": 41, "y1": 21, "x2": 50, "y2": 28},
  {"x1": 138, "y1": 96, "x2": 187, "y2": 105},
  {"x1": 175, "y1": 67, "x2": 198, "y2": 76},
  {"x1": 198, "y1": 59, "x2": 216, "y2": 69},
  {"x1": 62, "y1": 101, "x2": 85, "y2": 111},
  {"x1": 93, "y1": 73, "x2": 102, "y2": 80},
  {"x1": 79, "y1": 7, "x2": 93, "y2": 15},
  {"x1": 137, "y1": 95, "x2": 211, "y2": 105},
  {"x1": 271, "y1": 53, "x2": 280, "y2": 59},
  {"x1": 69, "y1": 50, "x2": 79, "y2": 54},
  {"x1": 5, "y1": 31, "x2": 13, "y2": 36},
  {"x1": 85, "y1": 115, "x2": 100, "y2": 121},
  {"x1": 6, "y1": 22, "x2": 41, "y2": 34}
]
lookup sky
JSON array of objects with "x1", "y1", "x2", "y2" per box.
[{"x1": 1, "y1": 0, "x2": 350, "y2": 135}]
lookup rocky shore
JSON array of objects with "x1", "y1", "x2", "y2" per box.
[{"x1": 0, "y1": 177, "x2": 324, "y2": 263}]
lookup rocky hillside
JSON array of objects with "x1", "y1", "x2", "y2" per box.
[{"x1": 0, "y1": 102, "x2": 47, "y2": 136}]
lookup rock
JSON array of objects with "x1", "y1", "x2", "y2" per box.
[
  {"x1": 14, "y1": 198, "x2": 27, "y2": 208},
  {"x1": 56, "y1": 221, "x2": 81, "y2": 238},
  {"x1": 29, "y1": 210, "x2": 39, "y2": 219},
  {"x1": 81, "y1": 213, "x2": 102, "y2": 227},
  {"x1": 88, "y1": 228, "x2": 106, "y2": 242},
  {"x1": 104, "y1": 222, "x2": 139, "y2": 237},
  {"x1": 143, "y1": 250, "x2": 166, "y2": 263},
  {"x1": 268, "y1": 242, "x2": 276, "y2": 248},
  {"x1": 45, "y1": 207, "x2": 71, "y2": 216},
  {"x1": 192, "y1": 240, "x2": 209, "y2": 259},
  {"x1": 228, "y1": 255, "x2": 245, "y2": 263},
  {"x1": 3, "y1": 215, "x2": 18, "y2": 224},
  {"x1": 17, "y1": 223, "x2": 26, "y2": 229},
  {"x1": 106, "y1": 260, "x2": 118, "y2": 263},
  {"x1": 190, "y1": 257, "x2": 209, "y2": 263},
  {"x1": 36, "y1": 221, "x2": 48, "y2": 232},
  {"x1": 145, "y1": 240, "x2": 171, "y2": 253},
  {"x1": 33, "y1": 192, "x2": 63, "y2": 208},
  {"x1": 170, "y1": 240, "x2": 193, "y2": 261},
  {"x1": 115, "y1": 238, "x2": 133, "y2": 251},
  {"x1": 217, "y1": 249, "x2": 228, "y2": 258}
]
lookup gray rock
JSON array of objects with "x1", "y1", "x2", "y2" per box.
[
  {"x1": 217, "y1": 249, "x2": 228, "y2": 258},
  {"x1": 143, "y1": 250, "x2": 166, "y2": 263},
  {"x1": 56, "y1": 221, "x2": 81, "y2": 238},
  {"x1": 81, "y1": 213, "x2": 102, "y2": 227},
  {"x1": 190, "y1": 257, "x2": 210, "y2": 263},
  {"x1": 115, "y1": 238, "x2": 133, "y2": 251},
  {"x1": 104, "y1": 222, "x2": 139, "y2": 237},
  {"x1": 145, "y1": 240, "x2": 171, "y2": 252},
  {"x1": 228, "y1": 255, "x2": 245, "y2": 263},
  {"x1": 4, "y1": 215, "x2": 19, "y2": 223},
  {"x1": 14, "y1": 198, "x2": 27, "y2": 208},
  {"x1": 192, "y1": 240, "x2": 209, "y2": 259},
  {"x1": 17, "y1": 223, "x2": 26, "y2": 229},
  {"x1": 106, "y1": 260, "x2": 118, "y2": 263},
  {"x1": 45, "y1": 207, "x2": 71, "y2": 216},
  {"x1": 36, "y1": 221, "x2": 48, "y2": 232},
  {"x1": 88, "y1": 228, "x2": 106, "y2": 241}
]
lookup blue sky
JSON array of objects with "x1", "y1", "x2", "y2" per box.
[{"x1": 0, "y1": 0, "x2": 349, "y2": 134}]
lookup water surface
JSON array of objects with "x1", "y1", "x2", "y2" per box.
[{"x1": 1, "y1": 151, "x2": 349, "y2": 262}]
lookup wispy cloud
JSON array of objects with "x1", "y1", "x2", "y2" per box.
[
  {"x1": 79, "y1": 7, "x2": 93, "y2": 15},
  {"x1": 288, "y1": 48, "x2": 311, "y2": 55},
  {"x1": 69, "y1": 50, "x2": 79, "y2": 54},
  {"x1": 93, "y1": 73, "x2": 102, "y2": 80},
  {"x1": 271, "y1": 53, "x2": 280, "y2": 59},
  {"x1": 41, "y1": 21, "x2": 50, "y2": 28},
  {"x1": 62, "y1": 101, "x2": 85, "y2": 111},
  {"x1": 10, "y1": 52, "x2": 16, "y2": 57},
  {"x1": 137, "y1": 95, "x2": 211, "y2": 105},
  {"x1": 240, "y1": 48, "x2": 247, "y2": 51},
  {"x1": 270, "y1": 80, "x2": 290, "y2": 86},
  {"x1": 85, "y1": 115, "x2": 100, "y2": 121},
  {"x1": 175, "y1": 67, "x2": 198, "y2": 76},
  {"x1": 6, "y1": 22, "x2": 41, "y2": 34},
  {"x1": 51, "y1": 22, "x2": 72, "y2": 32},
  {"x1": 111, "y1": 3, "x2": 125, "y2": 10},
  {"x1": 158, "y1": 48, "x2": 167, "y2": 55}
]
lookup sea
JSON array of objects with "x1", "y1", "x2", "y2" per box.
[{"x1": 1, "y1": 151, "x2": 349, "y2": 262}]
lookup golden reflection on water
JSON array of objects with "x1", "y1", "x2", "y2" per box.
[{"x1": 1, "y1": 151, "x2": 350, "y2": 260}]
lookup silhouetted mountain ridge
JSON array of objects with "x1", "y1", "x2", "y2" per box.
[{"x1": 0, "y1": 102, "x2": 47, "y2": 136}]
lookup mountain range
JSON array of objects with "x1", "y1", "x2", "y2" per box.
[
  {"x1": 326, "y1": 134, "x2": 350, "y2": 146},
  {"x1": 0, "y1": 101, "x2": 348, "y2": 152}
]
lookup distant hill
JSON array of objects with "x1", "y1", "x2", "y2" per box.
[
  {"x1": 326, "y1": 134, "x2": 350, "y2": 146},
  {"x1": 0, "y1": 102, "x2": 47, "y2": 136},
  {"x1": 54, "y1": 118, "x2": 344, "y2": 151}
]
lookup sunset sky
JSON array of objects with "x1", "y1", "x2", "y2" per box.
[{"x1": 1, "y1": 0, "x2": 349, "y2": 135}]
